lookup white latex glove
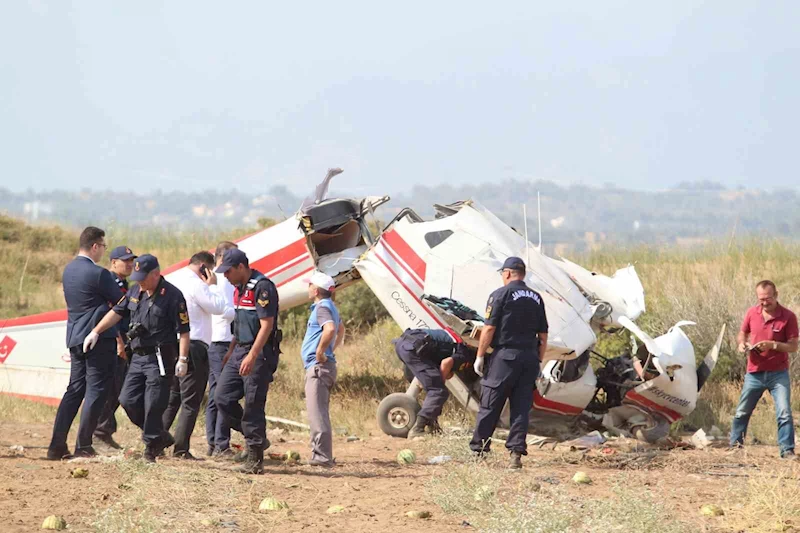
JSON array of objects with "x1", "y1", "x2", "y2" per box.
[
  {"x1": 473, "y1": 356, "x2": 485, "y2": 377},
  {"x1": 83, "y1": 331, "x2": 99, "y2": 353},
  {"x1": 175, "y1": 358, "x2": 189, "y2": 377}
]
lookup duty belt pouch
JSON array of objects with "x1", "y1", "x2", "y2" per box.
[
  {"x1": 272, "y1": 328, "x2": 283, "y2": 355},
  {"x1": 410, "y1": 333, "x2": 435, "y2": 359}
]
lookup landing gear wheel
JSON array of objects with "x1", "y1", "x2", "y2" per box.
[
  {"x1": 377, "y1": 393, "x2": 421, "y2": 438},
  {"x1": 632, "y1": 414, "x2": 671, "y2": 444}
]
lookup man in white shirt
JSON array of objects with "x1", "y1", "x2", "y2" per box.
[
  {"x1": 162, "y1": 251, "x2": 233, "y2": 459},
  {"x1": 206, "y1": 241, "x2": 238, "y2": 457}
]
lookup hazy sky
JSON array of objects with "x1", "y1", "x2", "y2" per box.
[{"x1": 1, "y1": 1, "x2": 798, "y2": 195}]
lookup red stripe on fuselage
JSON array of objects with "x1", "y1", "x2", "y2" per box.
[
  {"x1": 250, "y1": 239, "x2": 310, "y2": 277},
  {"x1": 625, "y1": 390, "x2": 682, "y2": 422},
  {"x1": 0, "y1": 309, "x2": 68, "y2": 329},
  {"x1": 374, "y1": 249, "x2": 458, "y2": 341},
  {"x1": 382, "y1": 230, "x2": 426, "y2": 284},
  {"x1": 533, "y1": 391, "x2": 584, "y2": 415}
]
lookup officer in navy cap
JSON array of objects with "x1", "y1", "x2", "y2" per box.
[
  {"x1": 84, "y1": 254, "x2": 191, "y2": 462},
  {"x1": 393, "y1": 328, "x2": 476, "y2": 438},
  {"x1": 94, "y1": 245, "x2": 137, "y2": 449},
  {"x1": 214, "y1": 248, "x2": 281, "y2": 474},
  {"x1": 469, "y1": 256, "x2": 548, "y2": 469}
]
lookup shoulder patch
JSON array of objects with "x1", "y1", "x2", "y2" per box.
[
  {"x1": 179, "y1": 301, "x2": 186, "y2": 311},
  {"x1": 484, "y1": 305, "x2": 492, "y2": 319},
  {"x1": 179, "y1": 312, "x2": 189, "y2": 325}
]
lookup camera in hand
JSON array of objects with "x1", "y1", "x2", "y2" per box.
[{"x1": 126, "y1": 322, "x2": 148, "y2": 343}]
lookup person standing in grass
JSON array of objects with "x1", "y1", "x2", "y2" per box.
[
  {"x1": 94, "y1": 245, "x2": 137, "y2": 450},
  {"x1": 47, "y1": 227, "x2": 124, "y2": 460},
  {"x1": 731, "y1": 280, "x2": 799, "y2": 459},
  {"x1": 300, "y1": 271, "x2": 344, "y2": 467}
]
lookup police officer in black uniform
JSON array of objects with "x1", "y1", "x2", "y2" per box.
[
  {"x1": 214, "y1": 249, "x2": 280, "y2": 474},
  {"x1": 86, "y1": 254, "x2": 191, "y2": 462},
  {"x1": 94, "y1": 245, "x2": 136, "y2": 449},
  {"x1": 469, "y1": 257, "x2": 548, "y2": 469},
  {"x1": 393, "y1": 329, "x2": 476, "y2": 438}
]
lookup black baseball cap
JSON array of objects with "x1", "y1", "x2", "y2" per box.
[
  {"x1": 498, "y1": 256, "x2": 526, "y2": 272},
  {"x1": 130, "y1": 254, "x2": 160, "y2": 282},
  {"x1": 109, "y1": 246, "x2": 136, "y2": 261},
  {"x1": 216, "y1": 248, "x2": 249, "y2": 273}
]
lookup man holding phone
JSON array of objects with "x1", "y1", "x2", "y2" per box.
[
  {"x1": 163, "y1": 251, "x2": 233, "y2": 459},
  {"x1": 730, "y1": 280, "x2": 799, "y2": 458}
]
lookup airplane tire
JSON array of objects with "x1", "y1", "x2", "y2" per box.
[
  {"x1": 633, "y1": 414, "x2": 671, "y2": 444},
  {"x1": 377, "y1": 393, "x2": 421, "y2": 438}
]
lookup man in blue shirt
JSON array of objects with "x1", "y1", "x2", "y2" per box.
[
  {"x1": 301, "y1": 271, "x2": 344, "y2": 467},
  {"x1": 47, "y1": 227, "x2": 124, "y2": 460}
]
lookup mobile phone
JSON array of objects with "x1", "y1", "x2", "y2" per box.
[{"x1": 199, "y1": 264, "x2": 209, "y2": 280}]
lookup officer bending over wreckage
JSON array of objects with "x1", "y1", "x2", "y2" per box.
[{"x1": 394, "y1": 328, "x2": 476, "y2": 438}]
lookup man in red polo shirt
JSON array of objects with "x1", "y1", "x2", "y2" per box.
[{"x1": 730, "y1": 280, "x2": 799, "y2": 458}]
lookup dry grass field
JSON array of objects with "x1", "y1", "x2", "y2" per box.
[{"x1": 2, "y1": 215, "x2": 800, "y2": 531}]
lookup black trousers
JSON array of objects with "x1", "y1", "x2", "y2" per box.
[
  {"x1": 119, "y1": 345, "x2": 176, "y2": 447},
  {"x1": 395, "y1": 344, "x2": 449, "y2": 421},
  {"x1": 162, "y1": 340, "x2": 210, "y2": 455},
  {"x1": 206, "y1": 341, "x2": 232, "y2": 451},
  {"x1": 48, "y1": 338, "x2": 117, "y2": 453},
  {"x1": 215, "y1": 344, "x2": 276, "y2": 449},
  {"x1": 469, "y1": 348, "x2": 539, "y2": 455},
  {"x1": 94, "y1": 354, "x2": 129, "y2": 438}
]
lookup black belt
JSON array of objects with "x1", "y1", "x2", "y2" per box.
[
  {"x1": 133, "y1": 343, "x2": 177, "y2": 356},
  {"x1": 191, "y1": 339, "x2": 209, "y2": 350},
  {"x1": 212, "y1": 341, "x2": 231, "y2": 346},
  {"x1": 496, "y1": 345, "x2": 534, "y2": 350}
]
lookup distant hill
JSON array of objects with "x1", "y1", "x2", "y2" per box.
[{"x1": 2, "y1": 181, "x2": 798, "y2": 252}]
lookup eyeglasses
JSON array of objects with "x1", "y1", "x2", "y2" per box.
[{"x1": 96, "y1": 243, "x2": 108, "y2": 249}]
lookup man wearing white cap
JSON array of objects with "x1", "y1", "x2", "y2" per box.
[{"x1": 300, "y1": 271, "x2": 345, "y2": 467}]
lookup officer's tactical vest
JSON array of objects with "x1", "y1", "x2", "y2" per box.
[{"x1": 233, "y1": 272, "x2": 275, "y2": 345}]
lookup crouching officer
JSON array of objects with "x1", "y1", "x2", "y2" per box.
[
  {"x1": 215, "y1": 249, "x2": 280, "y2": 474},
  {"x1": 393, "y1": 329, "x2": 476, "y2": 438},
  {"x1": 469, "y1": 257, "x2": 548, "y2": 469},
  {"x1": 85, "y1": 254, "x2": 191, "y2": 462}
]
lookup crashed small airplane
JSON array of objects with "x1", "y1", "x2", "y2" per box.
[{"x1": 0, "y1": 169, "x2": 723, "y2": 443}]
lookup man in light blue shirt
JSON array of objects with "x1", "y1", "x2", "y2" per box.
[{"x1": 301, "y1": 271, "x2": 344, "y2": 467}]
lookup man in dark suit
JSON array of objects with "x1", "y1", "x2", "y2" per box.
[{"x1": 47, "y1": 227, "x2": 124, "y2": 460}]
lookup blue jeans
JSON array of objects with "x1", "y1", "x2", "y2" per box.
[{"x1": 730, "y1": 370, "x2": 795, "y2": 455}]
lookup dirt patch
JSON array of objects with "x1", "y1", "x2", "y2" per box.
[{"x1": 0, "y1": 421, "x2": 796, "y2": 532}]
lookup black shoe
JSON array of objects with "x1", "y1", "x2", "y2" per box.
[
  {"x1": 782, "y1": 450, "x2": 798, "y2": 460},
  {"x1": 407, "y1": 416, "x2": 429, "y2": 439},
  {"x1": 234, "y1": 447, "x2": 263, "y2": 474},
  {"x1": 428, "y1": 420, "x2": 443, "y2": 435},
  {"x1": 153, "y1": 433, "x2": 175, "y2": 458},
  {"x1": 73, "y1": 447, "x2": 98, "y2": 458},
  {"x1": 95, "y1": 433, "x2": 122, "y2": 450},
  {"x1": 509, "y1": 451, "x2": 523, "y2": 470},
  {"x1": 174, "y1": 451, "x2": 202, "y2": 461},
  {"x1": 206, "y1": 445, "x2": 215, "y2": 457},
  {"x1": 143, "y1": 447, "x2": 157, "y2": 463},
  {"x1": 46, "y1": 447, "x2": 73, "y2": 461}
]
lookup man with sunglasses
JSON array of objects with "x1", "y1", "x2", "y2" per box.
[
  {"x1": 731, "y1": 280, "x2": 799, "y2": 458},
  {"x1": 47, "y1": 227, "x2": 124, "y2": 460}
]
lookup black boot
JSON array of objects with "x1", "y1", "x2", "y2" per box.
[
  {"x1": 407, "y1": 416, "x2": 429, "y2": 439},
  {"x1": 234, "y1": 446, "x2": 263, "y2": 474},
  {"x1": 428, "y1": 419, "x2": 443, "y2": 435},
  {"x1": 233, "y1": 444, "x2": 249, "y2": 463}
]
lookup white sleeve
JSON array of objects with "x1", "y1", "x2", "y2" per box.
[
  {"x1": 195, "y1": 281, "x2": 231, "y2": 316},
  {"x1": 210, "y1": 284, "x2": 235, "y2": 321}
]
